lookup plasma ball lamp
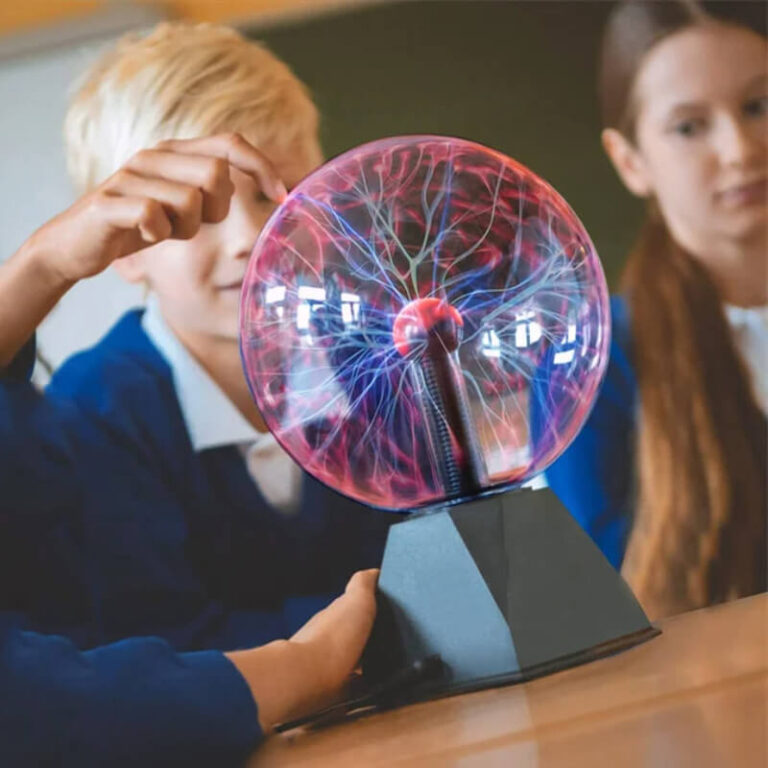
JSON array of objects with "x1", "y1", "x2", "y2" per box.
[
  {"x1": 240, "y1": 135, "x2": 658, "y2": 707},
  {"x1": 241, "y1": 135, "x2": 610, "y2": 510}
]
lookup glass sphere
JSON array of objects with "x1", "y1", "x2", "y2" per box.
[{"x1": 240, "y1": 135, "x2": 610, "y2": 511}]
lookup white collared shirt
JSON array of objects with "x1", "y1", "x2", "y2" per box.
[
  {"x1": 724, "y1": 303, "x2": 768, "y2": 417},
  {"x1": 142, "y1": 297, "x2": 302, "y2": 513}
]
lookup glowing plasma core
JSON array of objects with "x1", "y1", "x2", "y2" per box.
[
  {"x1": 392, "y1": 298, "x2": 463, "y2": 356},
  {"x1": 240, "y1": 135, "x2": 610, "y2": 511}
]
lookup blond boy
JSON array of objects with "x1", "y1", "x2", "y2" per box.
[{"x1": 44, "y1": 23, "x2": 390, "y2": 651}]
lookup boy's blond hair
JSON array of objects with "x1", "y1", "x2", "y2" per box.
[{"x1": 65, "y1": 22, "x2": 320, "y2": 193}]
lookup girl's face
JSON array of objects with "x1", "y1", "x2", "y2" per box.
[{"x1": 607, "y1": 23, "x2": 767, "y2": 258}]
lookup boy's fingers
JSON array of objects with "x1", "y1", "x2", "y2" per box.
[
  {"x1": 96, "y1": 194, "x2": 173, "y2": 248},
  {"x1": 290, "y1": 570, "x2": 379, "y2": 644},
  {"x1": 104, "y1": 171, "x2": 206, "y2": 240},
  {"x1": 156, "y1": 133, "x2": 288, "y2": 204},
  {"x1": 125, "y1": 150, "x2": 235, "y2": 223},
  {"x1": 345, "y1": 569, "x2": 379, "y2": 596},
  {"x1": 338, "y1": 570, "x2": 378, "y2": 626}
]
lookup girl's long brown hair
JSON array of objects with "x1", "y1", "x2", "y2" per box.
[{"x1": 600, "y1": 0, "x2": 767, "y2": 618}]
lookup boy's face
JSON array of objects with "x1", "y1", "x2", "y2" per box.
[{"x1": 124, "y1": 138, "x2": 322, "y2": 342}]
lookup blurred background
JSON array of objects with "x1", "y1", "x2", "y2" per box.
[{"x1": 0, "y1": 0, "x2": 642, "y2": 370}]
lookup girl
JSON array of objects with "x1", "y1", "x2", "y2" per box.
[{"x1": 548, "y1": 0, "x2": 767, "y2": 618}]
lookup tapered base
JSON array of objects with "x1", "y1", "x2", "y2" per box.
[{"x1": 363, "y1": 488, "x2": 659, "y2": 700}]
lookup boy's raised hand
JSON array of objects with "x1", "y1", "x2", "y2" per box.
[
  {"x1": 38, "y1": 133, "x2": 287, "y2": 282},
  {"x1": 0, "y1": 133, "x2": 286, "y2": 367}
]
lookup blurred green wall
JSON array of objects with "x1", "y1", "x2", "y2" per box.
[{"x1": 251, "y1": 0, "x2": 644, "y2": 288}]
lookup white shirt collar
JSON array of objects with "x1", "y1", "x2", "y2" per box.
[
  {"x1": 142, "y1": 296, "x2": 271, "y2": 451},
  {"x1": 723, "y1": 303, "x2": 768, "y2": 327},
  {"x1": 723, "y1": 303, "x2": 768, "y2": 417}
]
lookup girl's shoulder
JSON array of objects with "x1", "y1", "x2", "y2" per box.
[
  {"x1": 610, "y1": 294, "x2": 632, "y2": 356},
  {"x1": 604, "y1": 294, "x2": 637, "y2": 411}
]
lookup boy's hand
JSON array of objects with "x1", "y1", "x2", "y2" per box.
[
  {"x1": 289, "y1": 568, "x2": 379, "y2": 697},
  {"x1": 30, "y1": 133, "x2": 287, "y2": 283},
  {"x1": 0, "y1": 133, "x2": 286, "y2": 367},
  {"x1": 226, "y1": 569, "x2": 379, "y2": 733}
]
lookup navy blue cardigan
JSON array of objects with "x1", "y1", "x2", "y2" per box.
[
  {"x1": 0, "y1": 340, "x2": 262, "y2": 766},
  {"x1": 546, "y1": 296, "x2": 637, "y2": 569},
  {"x1": 39, "y1": 309, "x2": 393, "y2": 652}
]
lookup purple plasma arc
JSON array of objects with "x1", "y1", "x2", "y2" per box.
[{"x1": 240, "y1": 135, "x2": 610, "y2": 511}]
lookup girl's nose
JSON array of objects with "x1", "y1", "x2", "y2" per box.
[{"x1": 716, "y1": 114, "x2": 764, "y2": 168}]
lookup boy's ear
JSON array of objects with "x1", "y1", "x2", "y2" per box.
[
  {"x1": 601, "y1": 128, "x2": 653, "y2": 199},
  {"x1": 112, "y1": 252, "x2": 147, "y2": 284}
]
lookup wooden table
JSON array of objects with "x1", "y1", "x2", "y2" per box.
[{"x1": 251, "y1": 593, "x2": 768, "y2": 767}]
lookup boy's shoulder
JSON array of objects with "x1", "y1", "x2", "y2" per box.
[
  {"x1": 49, "y1": 309, "x2": 167, "y2": 398},
  {"x1": 47, "y1": 309, "x2": 185, "y2": 446}
]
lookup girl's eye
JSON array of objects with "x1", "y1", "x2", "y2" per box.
[
  {"x1": 672, "y1": 118, "x2": 706, "y2": 138},
  {"x1": 744, "y1": 95, "x2": 768, "y2": 119}
]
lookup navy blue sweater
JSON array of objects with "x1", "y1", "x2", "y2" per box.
[
  {"x1": 42, "y1": 310, "x2": 393, "y2": 651},
  {"x1": 0, "y1": 341, "x2": 262, "y2": 766}
]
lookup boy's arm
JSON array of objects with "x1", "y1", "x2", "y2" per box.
[
  {"x1": 0, "y1": 621, "x2": 262, "y2": 767},
  {"x1": 0, "y1": 132, "x2": 286, "y2": 367},
  {"x1": 0, "y1": 241, "x2": 74, "y2": 369},
  {"x1": 0, "y1": 570, "x2": 378, "y2": 765}
]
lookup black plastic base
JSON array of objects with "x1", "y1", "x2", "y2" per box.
[{"x1": 363, "y1": 488, "x2": 659, "y2": 701}]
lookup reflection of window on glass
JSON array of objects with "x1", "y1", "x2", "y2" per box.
[
  {"x1": 340, "y1": 293, "x2": 361, "y2": 327},
  {"x1": 513, "y1": 310, "x2": 542, "y2": 349},
  {"x1": 264, "y1": 284, "x2": 286, "y2": 319},
  {"x1": 554, "y1": 323, "x2": 577, "y2": 366}
]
